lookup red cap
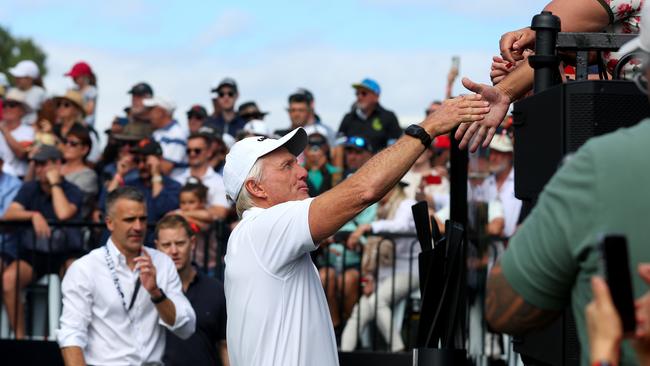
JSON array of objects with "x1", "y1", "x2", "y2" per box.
[
  {"x1": 434, "y1": 135, "x2": 451, "y2": 149},
  {"x1": 65, "y1": 62, "x2": 92, "y2": 78}
]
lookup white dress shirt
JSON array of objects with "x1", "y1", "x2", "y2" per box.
[{"x1": 57, "y1": 239, "x2": 196, "y2": 365}]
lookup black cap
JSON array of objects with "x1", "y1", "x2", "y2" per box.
[
  {"x1": 294, "y1": 88, "x2": 314, "y2": 103},
  {"x1": 31, "y1": 145, "x2": 63, "y2": 162},
  {"x1": 131, "y1": 138, "x2": 162, "y2": 156},
  {"x1": 307, "y1": 133, "x2": 327, "y2": 146},
  {"x1": 238, "y1": 101, "x2": 268, "y2": 120},
  {"x1": 128, "y1": 82, "x2": 154, "y2": 96},
  {"x1": 197, "y1": 125, "x2": 219, "y2": 141},
  {"x1": 186, "y1": 105, "x2": 208, "y2": 119},
  {"x1": 211, "y1": 77, "x2": 238, "y2": 93}
]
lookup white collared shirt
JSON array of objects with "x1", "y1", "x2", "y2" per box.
[
  {"x1": 225, "y1": 198, "x2": 339, "y2": 366},
  {"x1": 57, "y1": 239, "x2": 196, "y2": 365}
]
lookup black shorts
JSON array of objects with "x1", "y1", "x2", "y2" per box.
[{"x1": 15, "y1": 249, "x2": 84, "y2": 279}]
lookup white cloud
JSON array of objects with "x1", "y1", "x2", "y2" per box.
[
  {"x1": 42, "y1": 40, "x2": 495, "y2": 150},
  {"x1": 193, "y1": 9, "x2": 254, "y2": 48}
]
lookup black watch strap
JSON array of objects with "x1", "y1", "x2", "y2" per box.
[
  {"x1": 151, "y1": 288, "x2": 167, "y2": 304},
  {"x1": 404, "y1": 124, "x2": 433, "y2": 147}
]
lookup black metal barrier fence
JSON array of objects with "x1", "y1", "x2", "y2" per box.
[{"x1": 0, "y1": 220, "x2": 518, "y2": 365}]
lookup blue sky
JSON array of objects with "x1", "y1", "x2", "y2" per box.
[{"x1": 0, "y1": 0, "x2": 546, "y2": 135}]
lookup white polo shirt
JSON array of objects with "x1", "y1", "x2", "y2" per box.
[{"x1": 224, "y1": 198, "x2": 339, "y2": 366}]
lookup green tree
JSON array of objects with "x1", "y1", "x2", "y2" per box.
[{"x1": 0, "y1": 25, "x2": 47, "y2": 80}]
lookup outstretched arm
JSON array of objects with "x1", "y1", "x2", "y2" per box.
[{"x1": 309, "y1": 95, "x2": 490, "y2": 242}]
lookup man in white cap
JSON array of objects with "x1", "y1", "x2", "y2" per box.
[
  {"x1": 485, "y1": 5, "x2": 650, "y2": 365},
  {"x1": 485, "y1": 132, "x2": 520, "y2": 238},
  {"x1": 143, "y1": 96, "x2": 188, "y2": 178},
  {"x1": 222, "y1": 94, "x2": 489, "y2": 365},
  {"x1": 8, "y1": 60, "x2": 46, "y2": 126}
]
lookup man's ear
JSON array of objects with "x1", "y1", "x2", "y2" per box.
[
  {"x1": 244, "y1": 179, "x2": 267, "y2": 200},
  {"x1": 105, "y1": 214, "x2": 114, "y2": 232}
]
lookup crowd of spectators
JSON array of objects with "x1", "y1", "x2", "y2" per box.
[{"x1": 0, "y1": 52, "x2": 525, "y2": 356}]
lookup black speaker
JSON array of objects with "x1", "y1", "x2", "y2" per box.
[{"x1": 513, "y1": 80, "x2": 650, "y2": 201}]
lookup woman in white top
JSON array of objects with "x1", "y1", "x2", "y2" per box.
[{"x1": 8, "y1": 60, "x2": 46, "y2": 125}]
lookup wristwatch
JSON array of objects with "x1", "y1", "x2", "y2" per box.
[
  {"x1": 151, "y1": 288, "x2": 167, "y2": 304},
  {"x1": 404, "y1": 124, "x2": 433, "y2": 148}
]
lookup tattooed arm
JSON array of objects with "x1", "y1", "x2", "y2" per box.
[{"x1": 486, "y1": 260, "x2": 561, "y2": 335}]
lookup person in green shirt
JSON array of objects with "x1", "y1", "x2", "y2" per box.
[{"x1": 303, "y1": 133, "x2": 341, "y2": 197}]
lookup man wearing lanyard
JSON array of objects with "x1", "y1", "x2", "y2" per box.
[{"x1": 57, "y1": 187, "x2": 196, "y2": 366}]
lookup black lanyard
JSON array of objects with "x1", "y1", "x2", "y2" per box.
[{"x1": 104, "y1": 245, "x2": 141, "y2": 312}]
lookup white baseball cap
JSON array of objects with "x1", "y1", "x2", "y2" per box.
[
  {"x1": 9, "y1": 60, "x2": 40, "y2": 79},
  {"x1": 224, "y1": 127, "x2": 307, "y2": 201},
  {"x1": 143, "y1": 96, "x2": 176, "y2": 114},
  {"x1": 619, "y1": 4, "x2": 650, "y2": 55},
  {"x1": 489, "y1": 133, "x2": 513, "y2": 153}
]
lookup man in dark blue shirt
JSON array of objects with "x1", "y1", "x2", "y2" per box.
[
  {"x1": 205, "y1": 78, "x2": 246, "y2": 138},
  {"x1": 100, "y1": 139, "x2": 181, "y2": 245},
  {"x1": 2, "y1": 145, "x2": 84, "y2": 339},
  {"x1": 155, "y1": 215, "x2": 228, "y2": 366}
]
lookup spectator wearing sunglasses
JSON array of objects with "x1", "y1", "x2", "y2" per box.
[
  {"x1": 186, "y1": 105, "x2": 208, "y2": 135},
  {"x1": 343, "y1": 135, "x2": 375, "y2": 177},
  {"x1": 303, "y1": 133, "x2": 341, "y2": 197},
  {"x1": 173, "y1": 133, "x2": 230, "y2": 220},
  {"x1": 101, "y1": 139, "x2": 181, "y2": 246},
  {"x1": 205, "y1": 78, "x2": 246, "y2": 137},
  {"x1": 8, "y1": 60, "x2": 46, "y2": 126},
  {"x1": 338, "y1": 78, "x2": 402, "y2": 151},
  {"x1": 60, "y1": 123, "x2": 98, "y2": 220},
  {"x1": 0, "y1": 89, "x2": 35, "y2": 177},
  {"x1": 2, "y1": 145, "x2": 84, "y2": 339},
  {"x1": 100, "y1": 122, "x2": 153, "y2": 191},
  {"x1": 52, "y1": 90, "x2": 102, "y2": 164}
]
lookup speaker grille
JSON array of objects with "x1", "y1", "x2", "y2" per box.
[{"x1": 566, "y1": 92, "x2": 648, "y2": 152}]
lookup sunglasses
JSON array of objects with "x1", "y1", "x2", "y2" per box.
[
  {"x1": 355, "y1": 90, "x2": 368, "y2": 97},
  {"x1": 308, "y1": 145, "x2": 322, "y2": 152},
  {"x1": 63, "y1": 139, "x2": 83, "y2": 147},
  {"x1": 218, "y1": 91, "x2": 236, "y2": 98},
  {"x1": 56, "y1": 101, "x2": 72, "y2": 109},
  {"x1": 4, "y1": 101, "x2": 21, "y2": 109},
  {"x1": 186, "y1": 148, "x2": 204, "y2": 155}
]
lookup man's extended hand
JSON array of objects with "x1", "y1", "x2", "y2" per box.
[
  {"x1": 422, "y1": 93, "x2": 490, "y2": 137},
  {"x1": 455, "y1": 77, "x2": 511, "y2": 152},
  {"x1": 500, "y1": 27, "x2": 536, "y2": 63}
]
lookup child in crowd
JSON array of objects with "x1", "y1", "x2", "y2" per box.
[{"x1": 172, "y1": 179, "x2": 219, "y2": 275}]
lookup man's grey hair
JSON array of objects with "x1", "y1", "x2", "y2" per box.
[
  {"x1": 235, "y1": 158, "x2": 265, "y2": 218},
  {"x1": 106, "y1": 186, "x2": 146, "y2": 217}
]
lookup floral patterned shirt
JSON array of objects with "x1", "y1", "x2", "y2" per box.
[{"x1": 599, "y1": 0, "x2": 644, "y2": 72}]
